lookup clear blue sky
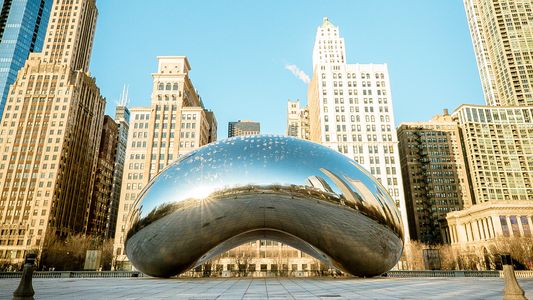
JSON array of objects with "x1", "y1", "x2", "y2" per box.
[{"x1": 90, "y1": 1, "x2": 484, "y2": 138}]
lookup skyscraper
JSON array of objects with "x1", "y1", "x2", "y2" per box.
[
  {"x1": 228, "y1": 120, "x2": 260, "y2": 138},
  {"x1": 87, "y1": 115, "x2": 118, "y2": 237},
  {"x1": 0, "y1": 0, "x2": 53, "y2": 120},
  {"x1": 307, "y1": 18, "x2": 408, "y2": 239},
  {"x1": 397, "y1": 110, "x2": 472, "y2": 244},
  {"x1": 113, "y1": 56, "x2": 217, "y2": 270},
  {"x1": 451, "y1": 104, "x2": 533, "y2": 202},
  {"x1": 0, "y1": 0, "x2": 105, "y2": 264},
  {"x1": 105, "y1": 94, "x2": 130, "y2": 240},
  {"x1": 464, "y1": 0, "x2": 533, "y2": 106},
  {"x1": 462, "y1": 1, "x2": 533, "y2": 204},
  {"x1": 434, "y1": 0, "x2": 533, "y2": 257}
]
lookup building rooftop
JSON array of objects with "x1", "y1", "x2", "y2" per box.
[{"x1": 321, "y1": 17, "x2": 336, "y2": 28}]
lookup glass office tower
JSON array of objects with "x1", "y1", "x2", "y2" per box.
[{"x1": 0, "y1": 0, "x2": 52, "y2": 119}]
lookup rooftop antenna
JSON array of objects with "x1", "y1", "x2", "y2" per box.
[{"x1": 117, "y1": 84, "x2": 130, "y2": 107}]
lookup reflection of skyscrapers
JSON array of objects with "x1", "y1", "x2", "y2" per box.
[
  {"x1": 307, "y1": 18, "x2": 408, "y2": 239},
  {"x1": 0, "y1": 0, "x2": 53, "y2": 121},
  {"x1": 305, "y1": 175, "x2": 334, "y2": 193},
  {"x1": 0, "y1": 0, "x2": 105, "y2": 264},
  {"x1": 319, "y1": 168, "x2": 360, "y2": 204},
  {"x1": 113, "y1": 56, "x2": 217, "y2": 270},
  {"x1": 345, "y1": 178, "x2": 382, "y2": 209},
  {"x1": 228, "y1": 120, "x2": 260, "y2": 138}
]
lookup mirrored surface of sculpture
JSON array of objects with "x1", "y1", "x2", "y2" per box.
[{"x1": 125, "y1": 135, "x2": 404, "y2": 277}]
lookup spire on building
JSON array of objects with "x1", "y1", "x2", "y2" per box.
[
  {"x1": 321, "y1": 17, "x2": 336, "y2": 28},
  {"x1": 118, "y1": 84, "x2": 130, "y2": 107}
]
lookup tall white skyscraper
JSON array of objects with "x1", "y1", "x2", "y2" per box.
[{"x1": 307, "y1": 18, "x2": 409, "y2": 240}]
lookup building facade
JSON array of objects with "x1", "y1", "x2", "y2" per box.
[
  {"x1": 397, "y1": 110, "x2": 472, "y2": 244},
  {"x1": 443, "y1": 200, "x2": 533, "y2": 246},
  {"x1": 451, "y1": 104, "x2": 533, "y2": 203},
  {"x1": 0, "y1": 0, "x2": 105, "y2": 263},
  {"x1": 307, "y1": 18, "x2": 408, "y2": 239},
  {"x1": 0, "y1": 0, "x2": 53, "y2": 120},
  {"x1": 113, "y1": 56, "x2": 217, "y2": 270},
  {"x1": 286, "y1": 99, "x2": 309, "y2": 139},
  {"x1": 105, "y1": 103, "x2": 130, "y2": 240},
  {"x1": 228, "y1": 120, "x2": 260, "y2": 138},
  {"x1": 441, "y1": 200, "x2": 533, "y2": 270},
  {"x1": 464, "y1": 0, "x2": 533, "y2": 106},
  {"x1": 87, "y1": 115, "x2": 118, "y2": 237}
]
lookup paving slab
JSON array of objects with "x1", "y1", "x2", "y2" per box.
[{"x1": 0, "y1": 277, "x2": 532, "y2": 299}]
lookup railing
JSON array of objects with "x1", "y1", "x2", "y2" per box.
[
  {"x1": 0, "y1": 271, "x2": 148, "y2": 279},
  {"x1": 385, "y1": 270, "x2": 532, "y2": 278},
  {"x1": 1, "y1": 270, "x2": 533, "y2": 279},
  {"x1": 179, "y1": 270, "x2": 330, "y2": 278},
  {"x1": 514, "y1": 270, "x2": 533, "y2": 278}
]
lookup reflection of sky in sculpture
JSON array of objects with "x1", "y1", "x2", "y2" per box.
[
  {"x1": 126, "y1": 134, "x2": 404, "y2": 277},
  {"x1": 134, "y1": 135, "x2": 401, "y2": 228}
]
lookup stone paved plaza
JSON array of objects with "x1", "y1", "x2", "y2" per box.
[{"x1": 1, "y1": 277, "x2": 533, "y2": 299}]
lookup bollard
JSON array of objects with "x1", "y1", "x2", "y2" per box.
[
  {"x1": 501, "y1": 252, "x2": 528, "y2": 300},
  {"x1": 12, "y1": 253, "x2": 36, "y2": 300}
]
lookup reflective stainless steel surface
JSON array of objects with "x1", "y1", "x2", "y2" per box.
[{"x1": 125, "y1": 134, "x2": 404, "y2": 277}]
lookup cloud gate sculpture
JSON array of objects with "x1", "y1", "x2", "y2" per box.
[{"x1": 125, "y1": 135, "x2": 404, "y2": 277}]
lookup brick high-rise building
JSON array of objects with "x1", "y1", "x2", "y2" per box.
[
  {"x1": 105, "y1": 100, "x2": 130, "y2": 240},
  {"x1": 113, "y1": 56, "x2": 217, "y2": 270},
  {"x1": 87, "y1": 115, "x2": 118, "y2": 237},
  {"x1": 397, "y1": 110, "x2": 472, "y2": 244},
  {"x1": 0, "y1": 0, "x2": 105, "y2": 264}
]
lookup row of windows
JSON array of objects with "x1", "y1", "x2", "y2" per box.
[
  {"x1": 334, "y1": 144, "x2": 395, "y2": 155},
  {"x1": 134, "y1": 113, "x2": 150, "y2": 120},
  {"x1": 0, "y1": 190, "x2": 50, "y2": 198},
  {"x1": 368, "y1": 156, "x2": 396, "y2": 164},
  {"x1": 325, "y1": 81, "x2": 386, "y2": 88},
  {"x1": 133, "y1": 122, "x2": 178, "y2": 130},
  {"x1": 0, "y1": 228, "x2": 45, "y2": 236},
  {"x1": 126, "y1": 183, "x2": 142, "y2": 190},
  {"x1": 127, "y1": 173, "x2": 143, "y2": 180},
  {"x1": 367, "y1": 166, "x2": 397, "y2": 176},
  {"x1": 324, "y1": 114, "x2": 391, "y2": 123},
  {"x1": 2, "y1": 154, "x2": 57, "y2": 162},
  {"x1": 324, "y1": 124, "x2": 392, "y2": 132},
  {"x1": 328, "y1": 133, "x2": 394, "y2": 143},
  {"x1": 322, "y1": 97, "x2": 389, "y2": 107},
  {"x1": 157, "y1": 83, "x2": 179, "y2": 91},
  {"x1": 323, "y1": 73, "x2": 385, "y2": 80},
  {"x1": 323, "y1": 89, "x2": 387, "y2": 96},
  {"x1": 132, "y1": 141, "x2": 176, "y2": 148},
  {"x1": 180, "y1": 132, "x2": 195, "y2": 139}
]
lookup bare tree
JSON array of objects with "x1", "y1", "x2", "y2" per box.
[
  {"x1": 490, "y1": 236, "x2": 533, "y2": 270},
  {"x1": 39, "y1": 233, "x2": 114, "y2": 271},
  {"x1": 231, "y1": 246, "x2": 256, "y2": 277}
]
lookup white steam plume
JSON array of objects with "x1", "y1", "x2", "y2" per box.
[{"x1": 285, "y1": 63, "x2": 310, "y2": 84}]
